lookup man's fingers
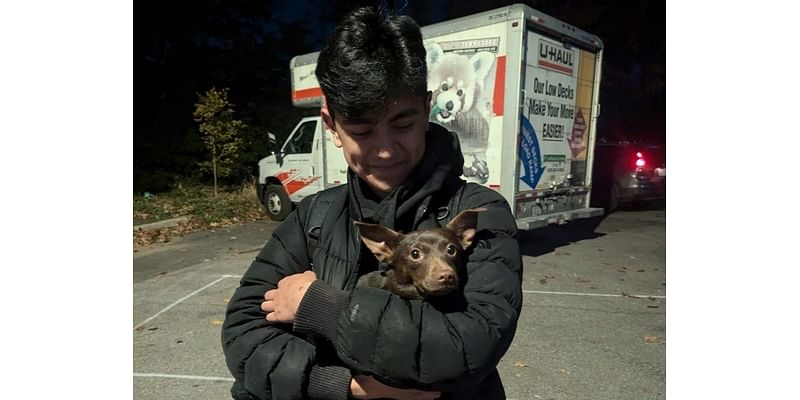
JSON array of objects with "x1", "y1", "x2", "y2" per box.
[
  {"x1": 264, "y1": 289, "x2": 276, "y2": 301},
  {"x1": 261, "y1": 300, "x2": 272, "y2": 313}
]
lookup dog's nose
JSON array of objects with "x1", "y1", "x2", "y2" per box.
[
  {"x1": 446, "y1": 100, "x2": 453, "y2": 111},
  {"x1": 437, "y1": 271, "x2": 456, "y2": 284}
]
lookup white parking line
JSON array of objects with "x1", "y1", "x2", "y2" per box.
[
  {"x1": 134, "y1": 372, "x2": 234, "y2": 382},
  {"x1": 523, "y1": 289, "x2": 665, "y2": 299},
  {"x1": 134, "y1": 275, "x2": 237, "y2": 330}
]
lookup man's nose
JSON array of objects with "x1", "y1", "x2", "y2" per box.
[{"x1": 373, "y1": 127, "x2": 396, "y2": 159}]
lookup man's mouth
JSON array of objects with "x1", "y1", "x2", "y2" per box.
[{"x1": 371, "y1": 162, "x2": 403, "y2": 170}]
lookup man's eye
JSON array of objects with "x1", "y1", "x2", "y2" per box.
[
  {"x1": 446, "y1": 244, "x2": 458, "y2": 256},
  {"x1": 410, "y1": 249, "x2": 421, "y2": 260},
  {"x1": 394, "y1": 123, "x2": 413, "y2": 131}
]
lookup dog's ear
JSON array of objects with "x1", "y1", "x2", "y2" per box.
[
  {"x1": 354, "y1": 221, "x2": 402, "y2": 262},
  {"x1": 446, "y1": 208, "x2": 487, "y2": 249}
]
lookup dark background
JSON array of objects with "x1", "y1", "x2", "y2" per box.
[{"x1": 135, "y1": 0, "x2": 664, "y2": 193}]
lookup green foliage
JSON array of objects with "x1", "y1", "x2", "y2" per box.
[
  {"x1": 133, "y1": 181, "x2": 268, "y2": 246},
  {"x1": 193, "y1": 87, "x2": 245, "y2": 195}
]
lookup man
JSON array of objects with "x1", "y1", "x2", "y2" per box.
[{"x1": 222, "y1": 7, "x2": 522, "y2": 399}]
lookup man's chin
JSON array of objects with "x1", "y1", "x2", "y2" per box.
[{"x1": 366, "y1": 175, "x2": 407, "y2": 193}]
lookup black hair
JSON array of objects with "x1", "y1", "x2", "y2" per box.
[{"x1": 315, "y1": 7, "x2": 427, "y2": 120}]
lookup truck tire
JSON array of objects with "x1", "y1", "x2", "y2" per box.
[{"x1": 264, "y1": 184, "x2": 292, "y2": 221}]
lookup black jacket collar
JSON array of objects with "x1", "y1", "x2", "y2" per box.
[{"x1": 348, "y1": 123, "x2": 464, "y2": 231}]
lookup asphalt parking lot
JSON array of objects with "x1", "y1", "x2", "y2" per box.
[{"x1": 133, "y1": 206, "x2": 666, "y2": 400}]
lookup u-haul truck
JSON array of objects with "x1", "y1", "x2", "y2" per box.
[{"x1": 258, "y1": 3, "x2": 605, "y2": 229}]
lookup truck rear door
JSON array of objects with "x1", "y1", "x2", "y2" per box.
[{"x1": 520, "y1": 30, "x2": 598, "y2": 191}]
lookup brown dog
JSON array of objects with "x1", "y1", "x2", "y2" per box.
[{"x1": 354, "y1": 208, "x2": 485, "y2": 299}]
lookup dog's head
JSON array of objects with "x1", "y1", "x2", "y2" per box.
[{"x1": 355, "y1": 208, "x2": 486, "y2": 296}]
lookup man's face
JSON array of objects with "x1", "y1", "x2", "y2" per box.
[{"x1": 323, "y1": 95, "x2": 430, "y2": 198}]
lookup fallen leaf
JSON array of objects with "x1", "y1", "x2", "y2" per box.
[
  {"x1": 211, "y1": 320, "x2": 224, "y2": 326},
  {"x1": 644, "y1": 335, "x2": 659, "y2": 343},
  {"x1": 223, "y1": 298, "x2": 230, "y2": 304},
  {"x1": 559, "y1": 369, "x2": 570, "y2": 375},
  {"x1": 514, "y1": 362, "x2": 528, "y2": 368},
  {"x1": 147, "y1": 327, "x2": 158, "y2": 331}
]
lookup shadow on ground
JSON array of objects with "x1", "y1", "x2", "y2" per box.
[
  {"x1": 517, "y1": 216, "x2": 606, "y2": 257},
  {"x1": 615, "y1": 198, "x2": 666, "y2": 212}
]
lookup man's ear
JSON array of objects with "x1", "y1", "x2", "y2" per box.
[
  {"x1": 354, "y1": 221, "x2": 402, "y2": 263},
  {"x1": 321, "y1": 98, "x2": 342, "y2": 148},
  {"x1": 446, "y1": 208, "x2": 487, "y2": 249}
]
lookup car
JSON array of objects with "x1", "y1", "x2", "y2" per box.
[{"x1": 590, "y1": 138, "x2": 665, "y2": 212}]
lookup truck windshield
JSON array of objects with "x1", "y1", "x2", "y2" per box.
[{"x1": 284, "y1": 121, "x2": 316, "y2": 154}]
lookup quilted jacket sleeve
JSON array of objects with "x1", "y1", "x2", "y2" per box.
[
  {"x1": 335, "y1": 185, "x2": 523, "y2": 391},
  {"x1": 221, "y1": 200, "x2": 349, "y2": 400}
]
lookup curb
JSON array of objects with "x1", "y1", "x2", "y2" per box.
[{"x1": 134, "y1": 216, "x2": 190, "y2": 231}]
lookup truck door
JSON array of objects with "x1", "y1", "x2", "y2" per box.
[
  {"x1": 276, "y1": 119, "x2": 324, "y2": 201},
  {"x1": 521, "y1": 30, "x2": 597, "y2": 191}
]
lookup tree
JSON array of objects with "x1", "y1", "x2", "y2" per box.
[{"x1": 193, "y1": 87, "x2": 245, "y2": 196}]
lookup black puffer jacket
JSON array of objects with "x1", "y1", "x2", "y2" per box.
[{"x1": 222, "y1": 123, "x2": 523, "y2": 399}]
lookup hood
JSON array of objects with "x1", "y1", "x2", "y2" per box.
[{"x1": 349, "y1": 123, "x2": 465, "y2": 230}]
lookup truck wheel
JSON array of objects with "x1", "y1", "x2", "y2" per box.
[{"x1": 264, "y1": 184, "x2": 292, "y2": 221}]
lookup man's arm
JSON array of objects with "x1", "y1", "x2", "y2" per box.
[{"x1": 221, "y1": 205, "x2": 351, "y2": 400}]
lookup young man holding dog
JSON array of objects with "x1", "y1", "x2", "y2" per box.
[{"x1": 222, "y1": 7, "x2": 523, "y2": 400}]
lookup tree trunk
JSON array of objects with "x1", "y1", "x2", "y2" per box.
[{"x1": 212, "y1": 147, "x2": 218, "y2": 197}]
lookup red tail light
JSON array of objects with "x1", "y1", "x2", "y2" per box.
[{"x1": 635, "y1": 151, "x2": 646, "y2": 168}]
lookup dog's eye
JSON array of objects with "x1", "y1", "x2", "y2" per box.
[
  {"x1": 441, "y1": 83, "x2": 448, "y2": 91},
  {"x1": 446, "y1": 244, "x2": 458, "y2": 256},
  {"x1": 456, "y1": 89, "x2": 463, "y2": 97},
  {"x1": 410, "y1": 249, "x2": 422, "y2": 261}
]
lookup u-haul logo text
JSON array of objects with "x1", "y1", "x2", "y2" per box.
[{"x1": 537, "y1": 40, "x2": 574, "y2": 76}]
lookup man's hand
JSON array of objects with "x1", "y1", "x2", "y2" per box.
[
  {"x1": 261, "y1": 271, "x2": 317, "y2": 323},
  {"x1": 350, "y1": 375, "x2": 441, "y2": 399}
]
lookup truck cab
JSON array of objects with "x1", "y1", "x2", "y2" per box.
[{"x1": 256, "y1": 116, "x2": 346, "y2": 220}]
